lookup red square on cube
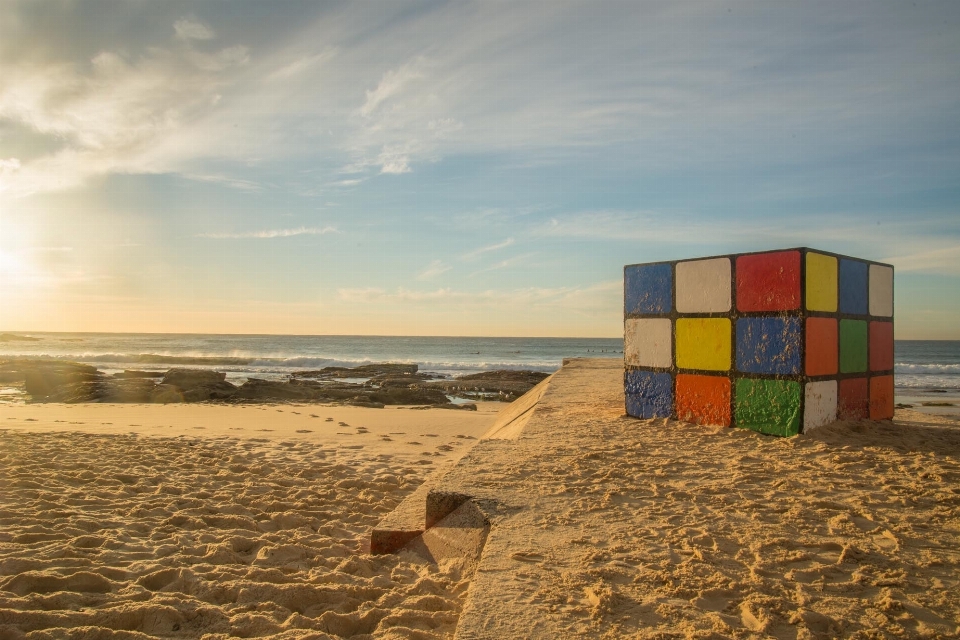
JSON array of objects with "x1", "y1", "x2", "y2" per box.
[
  {"x1": 676, "y1": 374, "x2": 731, "y2": 427},
  {"x1": 870, "y1": 375, "x2": 894, "y2": 420},
  {"x1": 806, "y1": 317, "x2": 838, "y2": 376},
  {"x1": 736, "y1": 251, "x2": 801, "y2": 312},
  {"x1": 869, "y1": 321, "x2": 894, "y2": 371},
  {"x1": 838, "y1": 378, "x2": 868, "y2": 421}
]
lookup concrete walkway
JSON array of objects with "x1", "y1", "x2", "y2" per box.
[{"x1": 373, "y1": 358, "x2": 960, "y2": 638}]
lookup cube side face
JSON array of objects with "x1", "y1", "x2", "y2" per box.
[
  {"x1": 625, "y1": 247, "x2": 894, "y2": 436},
  {"x1": 735, "y1": 251, "x2": 801, "y2": 312},
  {"x1": 624, "y1": 370, "x2": 673, "y2": 418},
  {"x1": 734, "y1": 378, "x2": 802, "y2": 436},
  {"x1": 806, "y1": 252, "x2": 838, "y2": 313},
  {"x1": 624, "y1": 263, "x2": 672, "y2": 315},
  {"x1": 735, "y1": 317, "x2": 803, "y2": 375}
]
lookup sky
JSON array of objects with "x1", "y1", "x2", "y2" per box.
[{"x1": 1, "y1": 1, "x2": 959, "y2": 338}]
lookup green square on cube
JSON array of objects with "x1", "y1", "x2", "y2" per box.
[
  {"x1": 734, "y1": 379, "x2": 801, "y2": 436},
  {"x1": 839, "y1": 319, "x2": 868, "y2": 373}
]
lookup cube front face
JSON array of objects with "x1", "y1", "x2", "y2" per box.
[{"x1": 624, "y1": 248, "x2": 894, "y2": 436}]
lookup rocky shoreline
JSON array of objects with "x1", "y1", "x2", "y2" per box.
[{"x1": 0, "y1": 359, "x2": 549, "y2": 409}]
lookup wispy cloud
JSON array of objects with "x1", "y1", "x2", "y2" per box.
[
  {"x1": 338, "y1": 279, "x2": 621, "y2": 315},
  {"x1": 462, "y1": 238, "x2": 515, "y2": 261},
  {"x1": 469, "y1": 253, "x2": 536, "y2": 276},
  {"x1": 197, "y1": 226, "x2": 337, "y2": 239},
  {"x1": 174, "y1": 18, "x2": 215, "y2": 41},
  {"x1": 417, "y1": 259, "x2": 451, "y2": 281},
  {"x1": 884, "y1": 244, "x2": 960, "y2": 275}
]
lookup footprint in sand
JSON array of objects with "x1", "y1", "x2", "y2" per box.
[
  {"x1": 338, "y1": 422, "x2": 349, "y2": 427},
  {"x1": 406, "y1": 441, "x2": 422, "y2": 446},
  {"x1": 295, "y1": 429, "x2": 312, "y2": 434},
  {"x1": 356, "y1": 428, "x2": 369, "y2": 434},
  {"x1": 337, "y1": 432, "x2": 353, "y2": 435},
  {"x1": 437, "y1": 444, "x2": 454, "y2": 452},
  {"x1": 380, "y1": 436, "x2": 393, "y2": 441},
  {"x1": 422, "y1": 434, "x2": 438, "y2": 438},
  {"x1": 24, "y1": 418, "x2": 37, "y2": 422},
  {"x1": 511, "y1": 551, "x2": 545, "y2": 563},
  {"x1": 390, "y1": 432, "x2": 405, "y2": 435},
  {"x1": 325, "y1": 418, "x2": 334, "y2": 422},
  {"x1": 455, "y1": 434, "x2": 476, "y2": 440},
  {"x1": 309, "y1": 414, "x2": 319, "y2": 418},
  {"x1": 193, "y1": 427, "x2": 205, "y2": 430},
  {"x1": 258, "y1": 429, "x2": 274, "y2": 432}
]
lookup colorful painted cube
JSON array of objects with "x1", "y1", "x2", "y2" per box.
[{"x1": 624, "y1": 248, "x2": 894, "y2": 436}]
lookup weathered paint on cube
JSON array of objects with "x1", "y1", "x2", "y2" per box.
[
  {"x1": 736, "y1": 317, "x2": 802, "y2": 375},
  {"x1": 839, "y1": 259, "x2": 868, "y2": 315},
  {"x1": 839, "y1": 319, "x2": 868, "y2": 373},
  {"x1": 804, "y1": 381, "x2": 838, "y2": 431},
  {"x1": 734, "y1": 379, "x2": 801, "y2": 436},
  {"x1": 624, "y1": 370, "x2": 672, "y2": 418},
  {"x1": 676, "y1": 318, "x2": 731, "y2": 371},
  {"x1": 869, "y1": 321, "x2": 894, "y2": 372},
  {"x1": 624, "y1": 318, "x2": 672, "y2": 368},
  {"x1": 805, "y1": 318, "x2": 838, "y2": 376},
  {"x1": 624, "y1": 263, "x2": 672, "y2": 315},
  {"x1": 675, "y1": 258, "x2": 731, "y2": 313},
  {"x1": 735, "y1": 250, "x2": 801, "y2": 312},
  {"x1": 806, "y1": 252, "x2": 838, "y2": 312},
  {"x1": 869, "y1": 375, "x2": 894, "y2": 420},
  {"x1": 624, "y1": 247, "x2": 894, "y2": 435},
  {"x1": 838, "y1": 378, "x2": 869, "y2": 421},
  {"x1": 676, "y1": 374, "x2": 731, "y2": 427},
  {"x1": 869, "y1": 264, "x2": 894, "y2": 317}
]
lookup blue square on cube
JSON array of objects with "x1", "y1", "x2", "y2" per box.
[
  {"x1": 624, "y1": 370, "x2": 673, "y2": 418},
  {"x1": 839, "y1": 259, "x2": 868, "y2": 315},
  {"x1": 736, "y1": 317, "x2": 802, "y2": 375},
  {"x1": 624, "y1": 263, "x2": 672, "y2": 314}
]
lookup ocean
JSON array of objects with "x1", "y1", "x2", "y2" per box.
[{"x1": 0, "y1": 333, "x2": 957, "y2": 395}]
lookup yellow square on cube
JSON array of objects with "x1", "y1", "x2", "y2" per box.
[
  {"x1": 806, "y1": 252, "x2": 837, "y2": 312},
  {"x1": 676, "y1": 318, "x2": 731, "y2": 371}
]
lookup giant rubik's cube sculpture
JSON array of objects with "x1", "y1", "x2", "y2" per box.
[{"x1": 624, "y1": 248, "x2": 894, "y2": 436}]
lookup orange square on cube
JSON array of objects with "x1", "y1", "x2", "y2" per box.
[
  {"x1": 805, "y1": 317, "x2": 838, "y2": 376},
  {"x1": 870, "y1": 376, "x2": 894, "y2": 420},
  {"x1": 676, "y1": 374, "x2": 731, "y2": 427}
]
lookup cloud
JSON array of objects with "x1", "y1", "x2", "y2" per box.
[
  {"x1": 174, "y1": 18, "x2": 215, "y2": 41},
  {"x1": 360, "y1": 59, "x2": 426, "y2": 118},
  {"x1": 197, "y1": 226, "x2": 337, "y2": 239},
  {"x1": 337, "y1": 280, "x2": 621, "y2": 314},
  {"x1": 268, "y1": 49, "x2": 337, "y2": 81},
  {"x1": 469, "y1": 253, "x2": 536, "y2": 276},
  {"x1": 417, "y1": 260, "x2": 452, "y2": 281},
  {"x1": 884, "y1": 244, "x2": 960, "y2": 275},
  {"x1": 462, "y1": 238, "x2": 515, "y2": 261}
]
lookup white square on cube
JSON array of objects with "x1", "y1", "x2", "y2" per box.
[
  {"x1": 624, "y1": 318, "x2": 672, "y2": 368},
  {"x1": 804, "y1": 380, "x2": 837, "y2": 431},
  {"x1": 869, "y1": 264, "x2": 893, "y2": 317},
  {"x1": 676, "y1": 258, "x2": 731, "y2": 313}
]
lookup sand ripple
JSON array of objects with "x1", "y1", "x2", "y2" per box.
[{"x1": 0, "y1": 431, "x2": 471, "y2": 639}]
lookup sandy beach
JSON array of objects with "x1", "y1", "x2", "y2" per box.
[
  {"x1": 0, "y1": 402, "x2": 501, "y2": 639},
  {"x1": 2, "y1": 365, "x2": 960, "y2": 639}
]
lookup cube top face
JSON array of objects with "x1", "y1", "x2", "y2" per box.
[{"x1": 624, "y1": 247, "x2": 894, "y2": 436}]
